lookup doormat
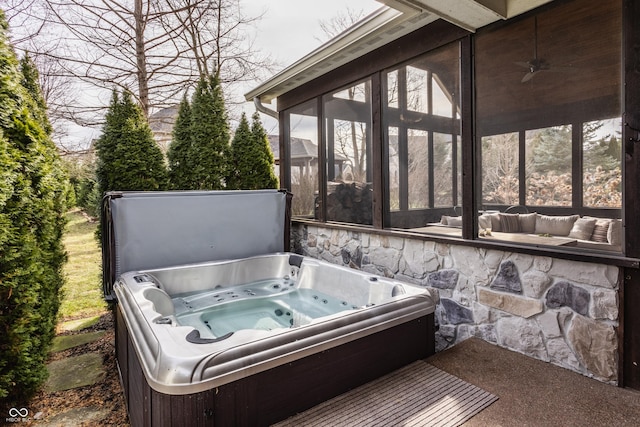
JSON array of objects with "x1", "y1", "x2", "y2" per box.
[{"x1": 273, "y1": 360, "x2": 498, "y2": 427}]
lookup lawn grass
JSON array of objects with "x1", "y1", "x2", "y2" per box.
[{"x1": 59, "y1": 208, "x2": 107, "y2": 320}]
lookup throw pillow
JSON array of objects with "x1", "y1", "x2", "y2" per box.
[
  {"x1": 568, "y1": 217, "x2": 597, "y2": 240},
  {"x1": 499, "y1": 213, "x2": 521, "y2": 233},
  {"x1": 519, "y1": 213, "x2": 537, "y2": 233},
  {"x1": 591, "y1": 219, "x2": 610, "y2": 243},
  {"x1": 534, "y1": 214, "x2": 579, "y2": 236},
  {"x1": 441, "y1": 215, "x2": 462, "y2": 227},
  {"x1": 478, "y1": 214, "x2": 492, "y2": 230},
  {"x1": 608, "y1": 219, "x2": 622, "y2": 245},
  {"x1": 489, "y1": 213, "x2": 502, "y2": 232}
]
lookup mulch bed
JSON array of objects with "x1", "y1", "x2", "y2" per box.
[{"x1": 23, "y1": 311, "x2": 130, "y2": 426}]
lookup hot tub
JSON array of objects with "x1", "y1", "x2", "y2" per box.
[{"x1": 103, "y1": 191, "x2": 435, "y2": 426}]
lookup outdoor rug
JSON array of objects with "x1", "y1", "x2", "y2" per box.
[{"x1": 272, "y1": 360, "x2": 498, "y2": 427}]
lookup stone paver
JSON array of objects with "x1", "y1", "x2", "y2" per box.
[
  {"x1": 45, "y1": 352, "x2": 104, "y2": 392},
  {"x1": 58, "y1": 315, "x2": 101, "y2": 332},
  {"x1": 38, "y1": 406, "x2": 109, "y2": 427},
  {"x1": 50, "y1": 330, "x2": 105, "y2": 353}
]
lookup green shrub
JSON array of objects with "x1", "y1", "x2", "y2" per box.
[
  {"x1": 227, "y1": 112, "x2": 278, "y2": 190},
  {"x1": 188, "y1": 73, "x2": 230, "y2": 190},
  {"x1": 95, "y1": 90, "x2": 168, "y2": 196},
  {"x1": 0, "y1": 12, "x2": 68, "y2": 406},
  {"x1": 167, "y1": 94, "x2": 193, "y2": 189}
]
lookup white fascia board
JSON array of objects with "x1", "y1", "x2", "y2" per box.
[
  {"x1": 385, "y1": 0, "x2": 505, "y2": 31},
  {"x1": 244, "y1": 5, "x2": 435, "y2": 104},
  {"x1": 384, "y1": 0, "x2": 554, "y2": 31}
]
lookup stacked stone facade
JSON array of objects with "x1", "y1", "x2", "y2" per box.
[{"x1": 292, "y1": 223, "x2": 620, "y2": 384}]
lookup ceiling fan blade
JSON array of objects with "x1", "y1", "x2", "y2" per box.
[
  {"x1": 521, "y1": 70, "x2": 539, "y2": 83},
  {"x1": 515, "y1": 61, "x2": 532, "y2": 69}
]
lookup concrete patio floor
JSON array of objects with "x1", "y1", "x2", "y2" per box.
[{"x1": 427, "y1": 338, "x2": 640, "y2": 426}]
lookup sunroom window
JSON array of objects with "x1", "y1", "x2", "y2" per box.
[
  {"x1": 322, "y1": 80, "x2": 373, "y2": 225},
  {"x1": 288, "y1": 100, "x2": 319, "y2": 218},
  {"x1": 583, "y1": 118, "x2": 622, "y2": 208},
  {"x1": 383, "y1": 42, "x2": 461, "y2": 232},
  {"x1": 475, "y1": 0, "x2": 622, "y2": 252},
  {"x1": 526, "y1": 125, "x2": 572, "y2": 207}
]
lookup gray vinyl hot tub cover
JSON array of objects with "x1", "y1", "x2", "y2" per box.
[{"x1": 101, "y1": 190, "x2": 291, "y2": 299}]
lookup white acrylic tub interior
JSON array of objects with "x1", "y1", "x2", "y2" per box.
[{"x1": 114, "y1": 253, "x2": 435, "y2": 395}]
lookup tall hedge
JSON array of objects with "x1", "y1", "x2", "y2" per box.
[
  {"x1": 0, "y1": 11, "x2": 69, "y2": 406},
  {"x1": 189, "y1": 73, "x2": 230, "y2": 190},
  {"x1": 226, "y1": 112, "x2": 252, "y2": 189},
  {"x1": 167, "y1": 94, "x2": 193, "y2": 189},
  {"x1": 228, "y1": 112, "x2": 278, "y2": 190},
  {"x1": 249, "y1": 112, "x2": 279, "y2": 189},
  {"x1": 95, "y1": 89, "x2": 168, "y2": 196}
]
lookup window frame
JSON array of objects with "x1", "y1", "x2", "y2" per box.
[{"x1": 278, "y1": 0, "x2": 632, "y2": 263}]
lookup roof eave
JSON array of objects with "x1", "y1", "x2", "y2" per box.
[
  {"x1": 246, "y1": 0, "x2": 555, "y2": 105},
  {"x1": 244, "y1": 5, "x2": 435, "y2": 104}
]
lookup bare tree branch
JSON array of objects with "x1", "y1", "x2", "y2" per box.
[{"x1": 7, "y1": 0, "x2": 276, "y2": 150}]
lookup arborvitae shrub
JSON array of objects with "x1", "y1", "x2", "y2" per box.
[
  {"x1": 95, "y1": 90, "x2": 168, "y2": 196},
  {"x1": 228, "y1": 112, "x2": 278, "y2": 190},
  {"x1": 0, "y1": 11, "x2": 69, "y2": 406},
  {"x1": 188, "y1": 74, "x2": 230, "y2": 190},
  {"x1": 167, "y1": 94, "x2": 193, "y2": 189}
]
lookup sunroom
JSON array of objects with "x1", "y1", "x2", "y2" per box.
[{"x1": 246, "y1": 0, "x2": 640, "y2": 389}]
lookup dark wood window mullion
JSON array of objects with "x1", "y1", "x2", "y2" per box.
[
  {"x1": 452, "y1": 92, "x2": 459, "y2": 207},
  {"x1": 280, "y1": 110, "x2": 291, "y2": 191},
  {"x1": 371, "y1": 72, "x2": 384, "y2": 229},
  {"x1": 365, "y1": 80, "x2": 374, "y2": 184},
  {"x1": 399, "y1": 67, "x2": 409, "y2": 211},
  {"x1": 461, "y1": 36, "x2": 477, "y2": 239},
  {"x1": 572, "y1": 122, "x2": 583, "y2": 208},
  {"x1": 399, "y1": 128, "x2": 409, "y2": 211},
  {"x1": 428, "y1": 131, "x2": 435, "y2": 208},
  {"x1": 519, "y1": 130, "x2": 526, "y2": 206},
  {"x1": 427, "y1": 70, "x2": 434, "y2": 206},
  {"x1": 452, "y1": 132, "x2": 459, "y2": 207},
  {"x1": 317, "y1": 97, "x2": 327, "y2": 222}
]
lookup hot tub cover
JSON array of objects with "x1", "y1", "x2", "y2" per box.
[{"x1": 101, "y1": 190, "x2": 292, "y2": 300}]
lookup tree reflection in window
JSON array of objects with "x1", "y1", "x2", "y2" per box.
[
  {"x1": 526, "y1": 125, "x2": 572, "y2": 207},
  {"x1": 323, "y1": 80, "x2": 373, "y2": 225},
  {"x1": 383, "y1": 42, "x2": 461, "y2": 229},
  {"x1": 583, "y1": 118, "x2": 622, "y2": 208}
]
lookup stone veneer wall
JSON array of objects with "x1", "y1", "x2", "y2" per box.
[{"x1": 292, "y1": 223, "x2": 620, "y2": 384}]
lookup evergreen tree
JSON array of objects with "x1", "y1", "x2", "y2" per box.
[
  {"x1": 529, "y1": 125, "x2": 572, "y2": 175},
  {"x1": 167, "y1": 94, "x2": 193, "y2": 189},
  {"x1": 228, "y1": 112, "x2": 278, "y2": 190},
  {"x1": 0, "y1": 10, "x2": 69, "y2": 405},
  {"x1": 19, "y1": 53, "x2": 52, "y2": 135},
  {"x1": 95, "y1": 89, "x2": 168, "y2": 196},
  {"x1": 189, "y1": 73, "x2": 230, "y2": 190},
  {"x1": 249, "y1": 112, "x2": 278, "y2": 189},
  {"x1": 227, "y1": 112, "x2": 252, "y2": 189}
]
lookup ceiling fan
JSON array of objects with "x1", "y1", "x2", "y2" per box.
[{"x1": 515, "y1": 17, "x2": 575, "y2": 83}]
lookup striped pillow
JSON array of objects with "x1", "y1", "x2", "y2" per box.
[
  {"x1": 591, "y1": 219, "x2": 610, "y2": 243},
  {"x1": 568, "y1": 217, "x2": 597, "y2": 240},
  {"x1": 499, "y1": 213, "x2": 521, "y2": 233}
]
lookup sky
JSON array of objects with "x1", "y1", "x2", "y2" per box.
[
  {"x1": 237, "y1": 0, "x2": 383, "y2": 134},
  {"x1": 11, "y1": 0, "x2": 383, "y2": 148},
  {"x1": 244, "y1": 0, "x2": 381, "y2": 72}
]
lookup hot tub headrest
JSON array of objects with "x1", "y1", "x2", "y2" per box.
[
  {"x1": 288, "y1": 254, "x2": 304, "y2": 268},
  {"x1": 102, "y1": 190, "x2": 292, "y2": 300}
]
